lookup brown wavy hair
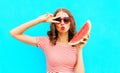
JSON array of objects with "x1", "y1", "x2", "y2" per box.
[{"x1": 47, "y1": 8, "x2": 76, "y2": 45}]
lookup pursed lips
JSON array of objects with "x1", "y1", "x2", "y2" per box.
[{"x1": 61, "y1": 26, "x2": 65, "y2": 30}]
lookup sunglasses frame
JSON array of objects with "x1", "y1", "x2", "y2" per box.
[{"x1": 54, "y1": 17, "x2": 71, "y2": 24}]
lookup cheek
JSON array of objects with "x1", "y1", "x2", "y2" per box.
[
  {"x1": 55, "y1": 24, "x2": 59, "y2": 28},
  {"x1": 65, "y1": 23, "x2": 70, "y2": 29},
  {"x1": 55, "y1": 24, "x2": 61, "y2": 31}
]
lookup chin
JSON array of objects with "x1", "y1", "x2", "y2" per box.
[{"x1": 59, "y1": 29, "x2": 69, "y2": 33}]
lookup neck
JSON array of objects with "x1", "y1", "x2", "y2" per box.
[{"x1": 57, "y1": 32, "x2": 69, "y2": 43}]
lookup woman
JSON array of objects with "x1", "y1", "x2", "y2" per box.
[{"x1": 10, "y1": 8, "x2": 90, "y2": 73}]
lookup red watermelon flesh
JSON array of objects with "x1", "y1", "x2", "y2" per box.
[{"x1": 68, "y1": 20, "x2": 91, "y2": 45}]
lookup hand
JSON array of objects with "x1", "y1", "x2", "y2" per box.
[
  {"x1": 36, "y1": 12, "x2": 60, "y2": 23},
  {"x1": 76, "y1": 33, "x2": 90, "y2": 48}
]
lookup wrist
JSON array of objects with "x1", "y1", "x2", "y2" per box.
[{"x1": 34, "y1": 17, "x2": 45, "y2": 23}]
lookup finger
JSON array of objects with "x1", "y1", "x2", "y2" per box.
[
  {"x1": 49, "y1": 14, "x2": 53, "y2": 17},
  {"x1": 82, "y1": 34, "x2": 90, "y2": 42},
  {"x1": 46, "y1": 12, "x2": 51, "y2": 15},
  {"x1": 82, "y1": 38, "x2": 88, "y2": 41},
  {"x1": 82, "y1": 34, "x2": 89, "y2": 41},
  {"x1": 46, "y1": 12, "x2": 53, "y2": 17},
  {"x1": 79, "y1": 41, "x2": 86, "y2": 44},
  {"x1": 52, "y1": 16, "x2": 60, "y2": 19},
  {"x1": 87, "y1": 33, "x2": 90, "y2": 38},
  {"x1": 47, "y1": 14, "x2": 53, "y2": 17},
  {"x1": 51, "y1": 20, "x2": 60, "y2": 23}
]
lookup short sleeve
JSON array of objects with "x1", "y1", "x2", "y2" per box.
[{"x1": 36, "y1": 36, "x2": 49, "y2": 50}]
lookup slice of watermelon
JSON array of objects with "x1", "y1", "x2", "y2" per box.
[{"x1": 68, "y1": 20, "x2": 91, "y2": 45}]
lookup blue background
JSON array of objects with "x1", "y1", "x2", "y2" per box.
[{"x1": 0, "y1": 0, "x2": 120, "y2": 73}]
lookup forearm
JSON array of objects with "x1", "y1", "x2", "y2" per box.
[
  {"x1": 75, "y1": 46, "x2": 85, "y2": 73},
  {"x1": 10, "y1": 18, "x2": 43, "y2": 35},
  {"x1": 75, "y1": 56, "x2": 84, "y2": 73}
]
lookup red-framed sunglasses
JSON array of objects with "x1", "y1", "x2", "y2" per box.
[{"x1": 54, "y1": 17, "x2": 71, "y2": 24}]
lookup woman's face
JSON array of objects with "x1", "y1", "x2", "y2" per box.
[{"x1": 55, "y1": 11, "x2": 71, "y2": 33}]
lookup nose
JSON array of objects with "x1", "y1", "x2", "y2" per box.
[{"x1": 61, "y1": 20, "x2": 64, "y2": 25}]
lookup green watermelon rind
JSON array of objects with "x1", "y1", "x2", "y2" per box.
[{"x1": 68, "y1": 20, "x2": 91, "y2": 45}]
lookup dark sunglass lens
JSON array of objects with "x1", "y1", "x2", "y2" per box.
[
  {"x1": 54, "y1": 17, "x2": 61, "y2": 22},
  {"x1": 64, "y1": 17, "x2": 70, "y2": 22}
]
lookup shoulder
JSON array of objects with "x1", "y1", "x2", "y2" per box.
[{"x1": 36, "y1": 36, "x2": 50, "y2": 49}]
